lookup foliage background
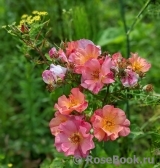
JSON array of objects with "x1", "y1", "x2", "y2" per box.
[{"x1": 0, "y1": 0, "x2": 160, "y2": 167}]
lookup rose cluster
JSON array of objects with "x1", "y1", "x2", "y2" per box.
[{"x1": 42, "y1": 39, "x2": 151, "y2": 158}]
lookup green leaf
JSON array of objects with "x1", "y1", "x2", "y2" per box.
[
  {"x1": 40, "y1": 159, "x2": 52, "y2": 168},
  {"x1": 50, "y1": 158, "x2": 65, "y2": 168},
  {"x1": 129, "y1": 124, "x2": 144, "y2": 140},
  {"x1": 72, "y1": 6, "x2": 90, "y2": 39},
  {"x1": 153, "y1": 163, "x2": 160, "y2": 168},
  {"x1": 130, "y1": 131, "x2": 144, "y2": 139},
  {"x1": 29, "y1": 22, "x2": 47, "y2": 39},
  {"x1": 97, "y1": 27, "x2": 125, "y2": 46},
  {"x1": 45, "y1": 53, "x2": 52, "y2": 61},
  {"x1": 103, "y1": 141, "x2": 119, "y2": 156}
]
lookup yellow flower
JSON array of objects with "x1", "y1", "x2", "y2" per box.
[
  {"x1": 21, "y1": 14, "x2": 28, "y2": 19},
  {"x1": 20, "y1": 20, "x2": 25, "y2": 24},
  {"x1": 38, "y1": 11, "x2": 48, "y2": 16},
  {"x1": 26, "y1": 15, "x2": 32, "y2": 21},
  {"x1": 32, "y1": 11, "x2": 39, "y2": 14},
  {"x1": 27, "y1": 20, "x2": 33, "y2": 24},
  {"x1": 32, "y1": 15, "x2": 41, "y2": 21},
  {"x1": 8, "y1": 163, "x2": 13, "y2": 167},
  {"x1": 26, "y1": 16, "x2": 33, "y2": 24}
]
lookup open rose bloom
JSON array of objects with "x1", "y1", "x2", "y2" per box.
[
  {"x1": 81, "y1": 56, "x2": 115, "y2": 94},
  {"x1": 128, "y1": 53, "x2": 151, "y2": 74},
  {"x1": 54, "y1": 88, "x2": 88, "y2": 115},
  {"x1": 111, "y1": 52, "x2": 127, "y2": 72},
  {"x1": 91, "y1": 105, "x2": 130, "y2": 141},
  {"x1": 42, "y1": 64, "x2": 67, "y2": 87},
  {"x1": 54, "y1": 116, "x2": 95, "y2": 158},
  {"x1": 45, "y1": 39, "x2": 152, "y2": 159},
  {"x1": 68, "y1": 40, "x2": 101, "y2": 74},
  {"x1": 121, "y1": 69, "x2": 139, "y2": 87}
]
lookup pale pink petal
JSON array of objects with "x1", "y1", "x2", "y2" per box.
[
  {"x1": 119, "y1": 127, "x2": 130, "y2": 137},
  {"x1": 122, "y1": 119, "x2": 130, "y2": 126},
  {"x1": 42, "y1": 70, "x2": 55, "y2": 84},
  {"x1": 74, "y1": 147, "x2": 88, "y2": 158},
  {"x1": 57, "y1": 95, "x2": 70, "y2": 107},
  {"x1": 74, "y1": 102, "x2": 88, "y2": 112},
  {"x1": 55, "y1": 133, "x2": 69, "y2": 144},
  {"x1": 62, "y1": 142, "x2": 77, "y2": 153},
  {"x1": 49, "y1": 47, "x2": 57, "y2": 58},
  {"x1": 49, "y1": 113, "x2": 69, "y2": 136},
  {"x1": 94, "y1": 128, "x2": 106, "y2": 141},
  {"x1": 113, "y1": 109, "x2": 126, "y2": 124},
  {"x1": 92, "y1": 82, "x2": 104, "y2": 94},
  {"x1": 102, "y1": 72, "x2": 115, "y2": 84},
  {"x1": 101, "y1": 56, "x2": 113, "y2": 75},
  {"x1": 71, "y1": 88, "x2": 85, "y2": 102},
  {"x1": 50, "y1": 64, "x2": 67, "y2": 80},
  {"x1": 110, "y1": 133, "x2": 119, "y2": 140},
  {"x1": 102, "y1": 105, "x2": 115, "y2": 117},
  {"x1": 54, "y1": 143, "x2": 63, "y2": 152},
  {"x1": 77, "y1": 39, "x2": 94, "y2": 49},
  {"x1": 58, "y1": 49, "x2": 68, "y2": 63},
  {"x1": 60, "y1": 120, "x2": 77, "y2": 135},
  {"x1": 80, "y1": 135, "x2": 95, "y2": 154},
  {"x1": 85, "y1": 44, "x2": 101, "y2": 57},
  {"x1": 84, "y1": 59, "x2": 100, "y2": 71},
  {"x1": 121, "y1": 69, "x2": 139, "y2": 87}
]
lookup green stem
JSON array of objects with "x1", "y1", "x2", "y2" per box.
[
  {"x1": 126, "y1": 97, "x2": 130, "y2": 120},
  {"x1": 34, "y1": 46, "x2": 49, "y2": 65},
  {"x1": 81, "y1": 160, "x2": 86, "y2": 168},
  {"x1": 119, "y1": 0, "x2": 131, "y2": 120},
  {"x1": 119, "y1": 0, "x2": 130, "y2": 58},
  {"x1": 119, "y1": 0, "x2": 152, "y2": 119},
  {"x1": 21, "y1": 38, "x2": 49, "y2": 65},
  {"x1": 102, "y1": 85, "x2": 110, "y2": 106},
  {"x1": 127, "y1": 0, "x2": 152, "y2": 35}
]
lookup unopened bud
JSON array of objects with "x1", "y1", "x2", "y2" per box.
[
  {"x1": 46, "y1": 84, "x2": 55, "y2": 92},
  {"x1": 143, "y1": 84, "x2": 153, "y2": 92},
  {"x1": 20, "y1": 24, "x2": 29, "y2": 33},
  {"x1": 49, "y1": 47, "x2": 57, "y2": 58}
]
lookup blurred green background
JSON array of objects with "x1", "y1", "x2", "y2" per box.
[{"x1": 0, "y1": 0, "x2": 160, "y2": 168}]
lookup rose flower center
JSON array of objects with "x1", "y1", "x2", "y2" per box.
[
  {"x1": 69, "y1": 133, "x2": 81, "y2": 144},
  {"x1": 91, "y1": 71, "x2": 99, "y2": 80},
  {"x1": 69, "y1": 95, "x2": 78, "y2": 107},
  {"x1": 101, "y1": 118, "x2": 115, "y2": 132},
  {"x1": 106, "y1": 121, "x2": 112, "y2": 126},
  {"x1": 133, "y1": 62, "x2": 143, "y2": 72}
]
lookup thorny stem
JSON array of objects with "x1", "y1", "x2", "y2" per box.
[{"x1": 127, "y1": 0, "x2": 152, "y2": 35}]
